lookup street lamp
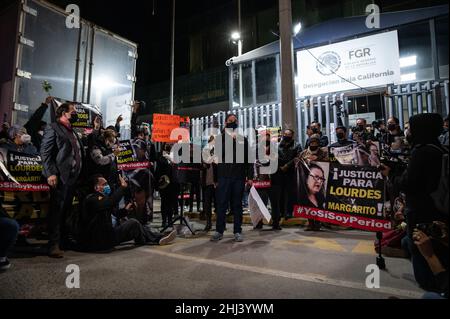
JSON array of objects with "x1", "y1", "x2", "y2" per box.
[{"x1": 293, "y1": 22, "x2": 302, "y2": 36}]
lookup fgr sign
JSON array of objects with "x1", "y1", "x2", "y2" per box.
[{"x1": 297, "y1": 31, "x2": 400, "y2": 97}]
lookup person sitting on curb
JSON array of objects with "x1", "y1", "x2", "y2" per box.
[{"x1": 79, "y1": 174, "x2": 176, "y2": 252}]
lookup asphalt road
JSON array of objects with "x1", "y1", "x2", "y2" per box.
[{"x1": 0, "y1": 216, "x2": 424, "y2": 299}]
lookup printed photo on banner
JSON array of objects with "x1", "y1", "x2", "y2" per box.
[
  {"x1": 330, "y1": 142, "x2": 381, "y2": 167},
  {"x1": 295, "y1": 160, "x2": 330, "y2": 211},
  {"x1": 294, "y1": 161, "x2": 391, "y2": 232}
]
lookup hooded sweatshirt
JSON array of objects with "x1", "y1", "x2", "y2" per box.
[{"x1": 392, "y1": 113, "x2": 447, "y2": 230}]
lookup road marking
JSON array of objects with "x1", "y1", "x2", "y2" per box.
[
  {"x1": 142, "y1": 247, "x2": 423, "y2": 299},
  {"x1": 352, "y1": 241, "x2": 376, "y2": 255}
]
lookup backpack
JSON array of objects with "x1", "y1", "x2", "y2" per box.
[{"x1": 428, "y1": 144, "x2": 449, "y2": 217}]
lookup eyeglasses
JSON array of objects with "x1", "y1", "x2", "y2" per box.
[{"x1": 309, "y1": 174, "x2": 326, "y2": 183}]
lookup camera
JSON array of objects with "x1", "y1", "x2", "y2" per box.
[{"x1": 416, "y1": 223, "x2": 445, "y2": 239}]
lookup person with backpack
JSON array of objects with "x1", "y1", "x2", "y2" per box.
[{"x1": 381, "y1": 113, "x2": 448, "y2": 292}]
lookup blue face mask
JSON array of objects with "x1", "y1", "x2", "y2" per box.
[{"x1": 102, "y1": 185, "x2": 112, "y2": 196}]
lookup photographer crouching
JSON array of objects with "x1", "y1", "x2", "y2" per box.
[
  {"x1": 78, "y1": 174, "x2": 176, "y2": 252},
  {"x1": 381, "y1": 113, "x2": 448, "y2": 296}
]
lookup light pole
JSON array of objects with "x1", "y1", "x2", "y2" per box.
[
  {"x1": 170, "y1": 0, "x2": 176, "y2": 115},
  {"x1": 231, "y1": 31, "x2": 244, "y2": 108},
  {"x1": 279, "y1": 0, "x2": 298, "y2": 133}
]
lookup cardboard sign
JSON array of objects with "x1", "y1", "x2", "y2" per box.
[
  {"x1": 116, "y1": 140, "x2": 151, "y2": 171},
  {"x1": 152, "y1": 114, "x2": 190, "y2": 143}
]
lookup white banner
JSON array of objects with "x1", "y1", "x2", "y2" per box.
[
  {"x1": 297, "y1": 31, "x2": 401, "y2": 97},
  {"x1": 248, "y1": 186, "x2": 272, "y2": 226}
]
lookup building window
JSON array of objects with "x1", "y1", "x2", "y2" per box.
[
  {"x1": 436, "y1": 17, "x2": 449, "y2": 79},
  {"x1": 397, "y1": 21, "x2": 434, "y2": 83},
  {"x1": 233, "y1": 62, "x2": 253, "y2": 108},
  {"x1": 255, "y1": 56, "x2": 278, "y2": 105}
]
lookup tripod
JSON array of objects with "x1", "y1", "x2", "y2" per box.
[{"x1": 161, "y1": 183, "x2": 196, "y2": 235}]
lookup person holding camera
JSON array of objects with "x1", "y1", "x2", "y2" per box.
[
  {"x1": 413, "y1": 222, "x2": 448, "y2": 298},
  {"x1": 349, "y1": 118, "x2": 374, "y2": 144},
  {"x1": 79, "y1": 174, "x2": 176, "y2": 252}
]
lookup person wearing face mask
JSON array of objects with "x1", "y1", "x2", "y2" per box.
[
  {"x1": 79, "y1": 174, "x2": 176, "y2": 252},
  {"x1": 330, "y1": 126, "x2": 356, "y2": 148},
  {"x1": 305, "y1": 122, "x2": 329, "y2": 149},
  {"x1": 0, "y1": 125, "x2": 37, "y2": 155},
  {"x1": 210, "y1": 114, "x2": 252, "y2": 243},
  {"x1": 298, "y1": 135, "x2": 329, "y2": 165},
  {"x1": 41, "y1": 103, "x2": 84, "y2": 258},
  {"x1": 88, "y1": 129, "x2": 121, "y2": 192},
  {"x1": 273, "y1": 129, "x2": 302, "y2": 220},
  {"x1": 381, "y1": 113, "x2": 448, "y2": 291},
  {"x1": 383, "y1": 117, "x2": 404, "y2": 148},
  {"x1": 349, "y1": 118, "x2": 374, "y2": 144}
]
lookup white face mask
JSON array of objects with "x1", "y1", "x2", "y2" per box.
[
  {"x1": 38, "y1": 130, "x2": 44, "y2": 136},
  {"x1": 21, "y1": 134, "x2": 32, "y2": 144}
]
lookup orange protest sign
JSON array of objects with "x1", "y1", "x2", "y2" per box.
[{"x1": 152, "y1": 114, "x2": 190, "y2": 143}]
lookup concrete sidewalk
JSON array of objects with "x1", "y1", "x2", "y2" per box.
[{"x1": 0, "y1": 211, "x2": 424, "y2": 299}]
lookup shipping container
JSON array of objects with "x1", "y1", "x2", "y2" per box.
[{"x1": 0, "y1": 0, "x2": 137, "y2": 139}]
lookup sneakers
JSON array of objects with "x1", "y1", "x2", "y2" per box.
[
  {"x1": 0, "y1": 258, "x2": 11, "y2": 271},
  {"x1": 234, "y1": 233, "x2": 244, "y2": 242},
  {"x1": 210, "y1": 232, "x2": 224, "y2": 242},
  {"x1": 159, "y1": 230, "x2": 177, "y2": 246}
]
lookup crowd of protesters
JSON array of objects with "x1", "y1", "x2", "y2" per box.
[{"x1": 0, "y1": 99, "x2": 448, "y2": 299}]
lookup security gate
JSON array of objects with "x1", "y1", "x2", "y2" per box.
[{"x1": 191, "y1": 80, "x2": 449, "y2": 146}]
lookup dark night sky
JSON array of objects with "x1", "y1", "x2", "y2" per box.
[{"x1": 45, "y1": 0, "x2": 244, "y2": 88}]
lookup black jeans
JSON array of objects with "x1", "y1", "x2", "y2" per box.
[
  {"x1": 280, "y1": 177, "x2": 296, "y2": 218},
  {"x1": 48, "y1": 181, "x2": 77, "y2": 247},
  {"x1": 114, "y1": 219, "x2": 163, "y2": 245},
  {"x1": 189, "y1": 182, "x2": 201, "y2": 212},
  {"x1": 216, "y1": 177, "x2": 245, "y2": 234},
  {"x1": 160, "y1": 185, "x2": 178, "y2": 226},
  {"x1": 257, "y1": 186, "x2": 281, "y2": 228},
  {"x1": 0, "y1": 217, "x2": 19, "y2": 257},
  {"x1": 203, "y1": 185, "x2": 216, "y2": 224}
]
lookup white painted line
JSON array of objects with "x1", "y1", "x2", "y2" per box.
[{"x1": 142, "y1": 248, "x2": 423, "y2": 299}]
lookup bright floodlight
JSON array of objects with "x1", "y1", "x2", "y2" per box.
[
  {"x1": 231, "y1": 32, "x2": 241, "y2": 41},
  {"x1": 293, "y1": 22, "x2": 302, "y2": 36}
]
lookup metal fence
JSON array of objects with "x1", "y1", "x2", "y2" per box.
[{"x1": 191, "y1": 80, "x2": 449, "y2": 147}]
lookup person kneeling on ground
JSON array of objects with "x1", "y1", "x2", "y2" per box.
[{"x1": 79, "y1": 174, "x2": 176, "y2": 252}]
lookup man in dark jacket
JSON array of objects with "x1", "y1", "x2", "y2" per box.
[
  {"x1": 79, "y1": 174, "x2": 176, "y2": 252},
  {"x1": 211, "y1": 114, "x2": 252, "y2": 242},
  {"x1": 272, "y1": 129, "x2": 302, "y2": 219},
  {"x1": 41, "y1": 103, "x2": 84, "y2": 258},
  {"x1": 382, "y1": 113, "x2": 448, "y2": 291},
  {"x1": 329, "y1": 126, "x2": 356, "y2": 148},
  {"x1": 305, "y1": 122, "x2": 329, "y2": 149}
]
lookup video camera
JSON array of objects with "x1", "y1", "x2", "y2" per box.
[{"x1": 416, "y1": 223, "x2": 447, "y2": 240}]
